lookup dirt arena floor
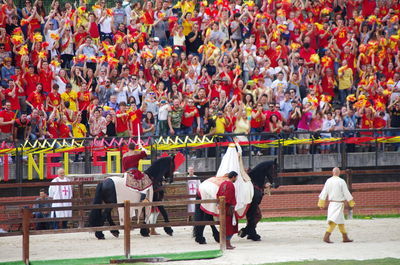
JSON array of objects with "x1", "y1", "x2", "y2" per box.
[{"x1": 1, "y1": 218, "x2": 400, "y2": 265}]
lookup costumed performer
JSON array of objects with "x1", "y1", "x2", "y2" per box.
[
  {"x1": 318, "y1": 167, "x2": 355, "y2": 243},
  {"x1": 122, "y1": 142, "x2": 152, "y2": 201},
  {"x1": 48, "y1": 168, "x2": 73, "y2": 229},
  {"x1": 217, "y1": 170, "x2": 239, "y2": 250}
]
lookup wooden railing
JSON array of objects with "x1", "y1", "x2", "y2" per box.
[{"x1": 17, "y1": 198, "x2": 226, "y2": 265}]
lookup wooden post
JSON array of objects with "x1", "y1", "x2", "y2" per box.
[
  {"x1": 218, "y1": 196, "x2": 226, "y2": 251},
  {"x1": 124, "y1": 200, "x2": 131, "y2": 259},
  {"x1": 22, "y1": 208, "x2": 30, "y2": 265},
  {"x1": 78, "y1": 182, "x2": 84, "y2": 228}
]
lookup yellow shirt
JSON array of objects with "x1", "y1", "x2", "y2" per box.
[
  {"x1": 215, "y1": 117, "x2": 226, "y2": 134},
  {"x1": 338, "y1": 67, "x2": 353, "y2": 90},
  {"x1": 61, "y1": 91, "x2": 78, "y2": 111},
  {"x1": 174, "y1": 0, "x2": 195, "y2": 16},
  {"x1": 72, "y1": 123, "x2": 87, "y2": 138},
  {"x1": 182, "y1": 19, "x2": 193, "y2": 36}
]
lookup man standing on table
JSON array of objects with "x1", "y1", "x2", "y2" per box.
[
  {"x1": 49, "y1": 168, "x2": 73, "y2": 229},
  {"x1": 217, "y1": 171, "x2": 238, "y2": 250},
  {"x1": 318, "y1": 167, "x2": 355, "y2": 243}
]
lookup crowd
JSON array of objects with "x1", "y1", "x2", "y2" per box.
[{"x1": 0, "y1": 0, "x2": 400, "y2": 153}]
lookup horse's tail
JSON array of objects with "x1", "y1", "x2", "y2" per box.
[{"x1": 88, "y1": 181, "x2": 104, "y2": 227}]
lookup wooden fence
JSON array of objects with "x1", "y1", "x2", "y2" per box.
[{"x1": 17, "y1": 197, "x2": 226, "y2": 265}]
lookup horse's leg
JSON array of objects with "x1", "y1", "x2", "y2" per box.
[
  {"x1": 140, "y1": 207, "x2": 150, "y2": 237},
  {"x1": 210, "y1": 217, "x2": 220, "y2": 243},
  {"x1": 158, "y1": 205, "x2": 173, "y2": 236},
  {"x1": 88, "y1": 182, "x2": 106, "y2": 240},
  {"x1": 103, "y1": 179, "x2": 119, "y2": 238},
  {"x1": 104, "y1": 208, "x2": 119, "y2": 238},
  {"x1": 246, "y1": 200, "x2": 263, "y2": 241},
  {"x1": 194, "y1": 202, "x2": 207, "y2": 244}
]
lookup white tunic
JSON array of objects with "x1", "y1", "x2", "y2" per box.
[
  {"x1": 187, "y1": 175, "x2": 201, "y2": 213},
  {"x1": 48, "y1": 177, "x2": 73, "y2": 218},
  {"x1": 319, "y1": 176, "x2": 353, "y2": 224}
]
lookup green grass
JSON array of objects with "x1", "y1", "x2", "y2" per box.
[
  {"x1": 0, "y1": 250, "x2": 222, "y2": 265},
  {"x1": 259, "y1": 258, "x2": 400, "y2": 265},
  {"x1": 238, "y1": 214, "x2": 400, "y2": 223}
]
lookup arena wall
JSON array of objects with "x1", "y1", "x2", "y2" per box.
[{"x1": 261, "y1": 182, "x2": 400, "y2": 217}]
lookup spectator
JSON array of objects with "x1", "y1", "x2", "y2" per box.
[
  {"x1": 33, "y1": 189, "x2": 51, "y2": 230},
  {"x1": 168, "y1": 98, "x2": 183, "y2": 136}
]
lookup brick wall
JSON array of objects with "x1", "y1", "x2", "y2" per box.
[
  {"x1": 0, "y1": 196, "x2": 37, "y2": 231},
  {"x1": 260, "y1": 182, "x2": 400, "y2": 217}
]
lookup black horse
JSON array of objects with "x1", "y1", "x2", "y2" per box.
[
  {"x1": 238, "y1": 159, "x2": 279, "y2": 241},
  {"x1": 194, "y1": 159, "x2": 279, "y2": 244},
  {"x1": 88, "y1": 156, "x2": 175, "y2": 239}
]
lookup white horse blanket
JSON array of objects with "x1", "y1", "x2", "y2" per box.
[
  {"x1": 111, "y1": 175, "x2": 154, "y2": 225},
  {"x1": 199, "y1": 144, "x2": 254, "y2": 218}
]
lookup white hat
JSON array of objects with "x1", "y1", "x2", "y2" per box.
[{"x1": 154, "y1": 37, "x2": 160, "y2": 42}]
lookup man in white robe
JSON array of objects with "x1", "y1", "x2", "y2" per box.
[
  {"x1": 318, "y1": 167, "x2": 355, "y2": 243},
  {"x1": 48, "y1": 168, "x2": 73, "y2": 229},
  {"x1": 187, "y1": 166, "x2": 201, "y2": 214}
]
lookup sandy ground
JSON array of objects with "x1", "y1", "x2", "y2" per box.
[{"x1": 1, "y1": 218, "x2": 400, "y2": 265}]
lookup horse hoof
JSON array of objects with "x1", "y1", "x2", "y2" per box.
[
  {"x1": 195, "y1": 237, "x2": 207, "y2": 245},
  {"x1": 111, "y1": 230, "x2": 120, "y2": 238},
  {"x1": 247, "y1": 235, "x2": 261, "y2": 241},
  {"x1": 238, "y1": 228, "x2": 247, "y2": 238},
  {"x1": 140, "y1": 228, "x2": 150, "y2": 237},
  {"x1": 164, "y1": 227, "x2": 173, "y2": 236},
  {"x1": 95, "y1": 232, "x2": 105, "y2": 240}
]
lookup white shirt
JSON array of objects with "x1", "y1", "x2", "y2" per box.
[
  {"x1": 100, "y1": 16, "x2": 113, "y2": 33},
  {"x1": 321, "y1": 118, "x2": 336, "y2": 137},
  {"x1": 271, "y1": 79, "x2": 288, "y2": 92},
  {"x1": 158, "y1": 104, "x2": 169, "y2": 121}
]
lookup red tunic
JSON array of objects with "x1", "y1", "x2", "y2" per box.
[
  {"x1": 216, "y1": 180, "x2": 238, "y2": 237},
  {"x1": 122, "y1": 151, "x2": 147, "y2": 180}
]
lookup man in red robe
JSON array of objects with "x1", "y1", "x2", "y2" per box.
[{"x1": 216, "y1": 171, "x2": 238, "y2": 250}]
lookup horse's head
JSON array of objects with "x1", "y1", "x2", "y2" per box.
[
  {"x1": 269, "y1": 158, "x2": 280, "y2": 189},
  {"x1": 145, "y1": 155, "x2": 175, "y2": 187},
  {"x1": 164, "y1": 155, "x2": 175, "y2": 184},
  {"x1": 249, "y1": 159, "x2": 280, "y2": 189}
]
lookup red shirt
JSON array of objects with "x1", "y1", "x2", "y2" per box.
[
  {"x1": 116, "y1": 110, "x2": 129, "y2": 133},
  {"x1": 321, "y1": 74, "x2": 335, "y2": 97},
  {"x1": 4, "y1": 89, "x2": 20, "y2": 111},
  {"x1": 38, "y1": 68, "x2": 54, "y2": 93},
  {"x1": 333, "y1": 27, "x2": 349, "y2": 48},
  {"x1": 75, "y1": 32, "x2": 89, "y2": 47},
  {"x1": 225, "y1": 115, "x2": 236, "y2": 133},
  {"x1": 47, "y1": 121, "x2": 58, "y2": 138},
  {"x1": 24, "y1": 72, "x2": 40, "y2": 96},
  {"x1": 58, "y1": 122, "x2": 71, "y2": 138},
  {"x1": 299, "y1": 47, "x2": 316, "y2": 63},
  {"x1": 88, "y1": 21, "x2": 100, "y2": 38},
  {"x1": 27, "y1": 91, "x2": 45, "y2": 109},
  {"x1": 263, "y1": 110, "x2": 283, "y2": 132},
  {"x1": 0, "y1": 109, "x2": 15, "y2": 133},
  {"x1": 77, "y1": 91, "x2": 91, "y2": 111},
  {"x1": 181, "y1": 105, "x2": 199, "y2": 128},
  {"x1": 250, "y1": 110, "x2": 264, "y2": 128},
  {"x1": 129, "y1": 109, "x2": 143, "y2": 136},
  {"x1": 47, "y1": 92, "x2": 61, "y2": 112}
]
